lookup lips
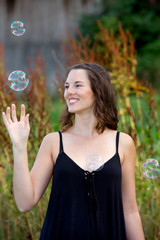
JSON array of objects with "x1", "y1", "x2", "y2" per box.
[{"x1": 68, "y1": 98, "x2": 79, "y2": 104}]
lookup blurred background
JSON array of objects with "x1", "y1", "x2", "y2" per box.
[
  {"x1": 0, "y1": 0, "x2": 160, "y2": 239},
  {"x1": 0, "y1": 0, "x2": 160, "y2": 96},
  {"x1": 0, "y1": 0, "x2": 102, "y2": 95}
]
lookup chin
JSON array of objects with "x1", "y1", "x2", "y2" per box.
[
  {"x1": 68, "y1": 110, "x2": 76, "y2": 114},
  {"x1": 68, "y1": 107, "x2": 81, "y2": 114},
  {"x1": 67, "y1": 107, "x2": 76, "y2": 113}
]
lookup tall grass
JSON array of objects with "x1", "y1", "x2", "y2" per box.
[
  {"x1": 54, "y1": 22, "x2": 160, "y2": 239},
  {"x1": 0, "y1": 47, "x2": 53, "y2": 240},
  {"x1": 0, "y1": 21, "x2": 160, "y2": 239}
]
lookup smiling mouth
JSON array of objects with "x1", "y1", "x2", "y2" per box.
[{"x1": 69, "y1": 98, "x2": 79, "y2": 104}]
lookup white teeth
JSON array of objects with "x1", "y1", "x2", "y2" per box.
[{"x1": 69, "y1": 99, "x2": 78, "y2": 103}]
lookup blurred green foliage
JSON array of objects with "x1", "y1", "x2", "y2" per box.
[
  {"x1": 0, "y1": 20, "x2": 160, "y2": 239},
  {"x1": 78, "y1": 0, "x2": 160, "y2": 86},
  {"x1": 0, "y1": 46, "x2": 54, "y2": 240},
  {"x1": 55, "y1": 24, "x2": 160, "y2": 239}
]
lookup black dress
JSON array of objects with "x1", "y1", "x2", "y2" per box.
[{"x1": 39, "y1": 131, "x2": 127, "y2": 240}]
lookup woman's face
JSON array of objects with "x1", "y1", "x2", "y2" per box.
[{"x1": 64, "y1": 69, "x2": 95, "y2": 114}]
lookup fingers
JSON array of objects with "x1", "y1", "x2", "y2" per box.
[
  {"x1": 25, "y1": 114, "x2": 30, "y2": 129},
  {"x1": 2, "y1": 111, "x2": 10, "y2": 129},
  {"x1": 6, "y1": 106, "x2": 13, "y2": 124},
  {"x1": 11, "y1": 104, "x2": 18, "y2": 122},
  {"x1": 20, "y1": 104, "x2": 26, "y2": 122},
  {"x1": 2, "y1": 104, "x2": 29, "y2": 127},
  {"x1": 2, "y1": 106, "x2": 13, "y2": 129}
]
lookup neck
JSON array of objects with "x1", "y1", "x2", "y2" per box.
[{"x1": 71, "y1": 112, "x2": 99, "y2": 138}]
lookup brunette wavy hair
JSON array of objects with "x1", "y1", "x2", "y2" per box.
[{"x1": 60, "y1": 62, "x2": 119, "y2": 133}]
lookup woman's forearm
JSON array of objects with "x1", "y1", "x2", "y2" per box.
[
  {"x1": 13, "y1": 145, "x2": 35, "y2": 212},
  {"x1": 124, "y1": 211, "x2": 145, "y2": 240}
]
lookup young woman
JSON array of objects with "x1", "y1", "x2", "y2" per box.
[{"x1": 2, "y1": 62, "x2": 145, "y2": 240}]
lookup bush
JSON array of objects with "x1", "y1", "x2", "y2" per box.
[
  {"x1": 78, "y1": 0, "x2": 160, "y2": 86},
  {"x1": 0, "y1": 46, "x2": 54, "y2": 239},
  {"x1": 0, "y1": 21, "x2": 160, "y2": 238},
  {"x1": 54, "y1": 23, "x2": 160, "y2": 239}
]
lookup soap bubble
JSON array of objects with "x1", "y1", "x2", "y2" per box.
[
  {"x1": 8, "y1": 70, "x2": 29, "y2": 91},
  {"x1": 143, "y1": 159, "x2": 160, "y2": 179},
  {"x1": 11, "y1": 21, "x2": 26, "y2": 36},
  {"x1": 87, "y1": 155, "x2": 104, "y2": 172}
]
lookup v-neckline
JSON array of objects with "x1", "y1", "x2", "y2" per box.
[{"x1": 62, "y1": 151, "x2": 119, "y2": 173}]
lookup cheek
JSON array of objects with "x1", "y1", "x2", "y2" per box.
[
  {"x1": 64, "y1": 91, "x2": 67, "y2": 99},
  {"x1": 85, "y1": 92, "x2": 95, "y2": 105},
  {"x1": 87, "y1": 90, "x2": 95, "y2": 100}
]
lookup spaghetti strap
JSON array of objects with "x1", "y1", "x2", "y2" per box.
[
  {"x1": 58, "y1": 131, "x2": 64, "y2": 153},
  {"x1": 116, "y1": 131, "x2": 120, "y2": 153},
  {"x1": 40, "y1": 129, "x2": 127, "y2": 240}
]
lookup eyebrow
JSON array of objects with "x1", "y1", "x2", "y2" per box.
[{"x1": 64, "y1": 81, "x2": 84, "y2": 85}]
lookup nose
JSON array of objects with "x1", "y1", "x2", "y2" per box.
[{"x1": 65, "y1": 86, "x2": 75, "y2": 95}]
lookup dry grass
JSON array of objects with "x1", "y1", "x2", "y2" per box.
[{"x1": 0, "y1": 22, "x2": 160, "y2": 239}]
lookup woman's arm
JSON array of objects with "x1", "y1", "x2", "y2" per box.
[
  {"x1": 13, "y1": 133, "x2": 54, "y2": 212},
  {"x1": 120, "y1": 133, "x2": 145, "y2": 240},
  {"x1": 2, "y1": 104, "x2": 56, "y2": 212}
]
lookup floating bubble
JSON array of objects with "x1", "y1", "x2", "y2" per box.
[
  {"x1": 87, "y1": 155, "x2": 104, "y2": 172},
  {"x1": 11, "y1": 21, "x2": 26, "y2": 36},
  {"x1": 8, "y1": 70, "x2": 29, "y2": 91},
  {"x1": 143, "y1": 158, "x2": 160, "y2": 179}
]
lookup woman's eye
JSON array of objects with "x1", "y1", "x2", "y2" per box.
[{"x1": 64, "y1": 84, "x2": 82, "y2": 89}]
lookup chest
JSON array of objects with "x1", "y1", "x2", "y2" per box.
[{"x1": 57, "y1": 133, "x2": 118, "y2": 171}]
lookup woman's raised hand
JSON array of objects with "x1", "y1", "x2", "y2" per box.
[{"x1": 2, "y1": 104, "x2": 30, "y2": 149}]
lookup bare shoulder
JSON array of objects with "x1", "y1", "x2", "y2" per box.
[
  {"x1": 42, "y1": 132, "x2": 60, "y2": 163},
  {"x1": 119, "y1": 132, "x2": 136, "y2": 162},
  {"x1": 43, "y1": 131, "x2": 59, "y2": 142},
  {"x1": 119, "y1": 132, "x2": 135, "y2": 147}
]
